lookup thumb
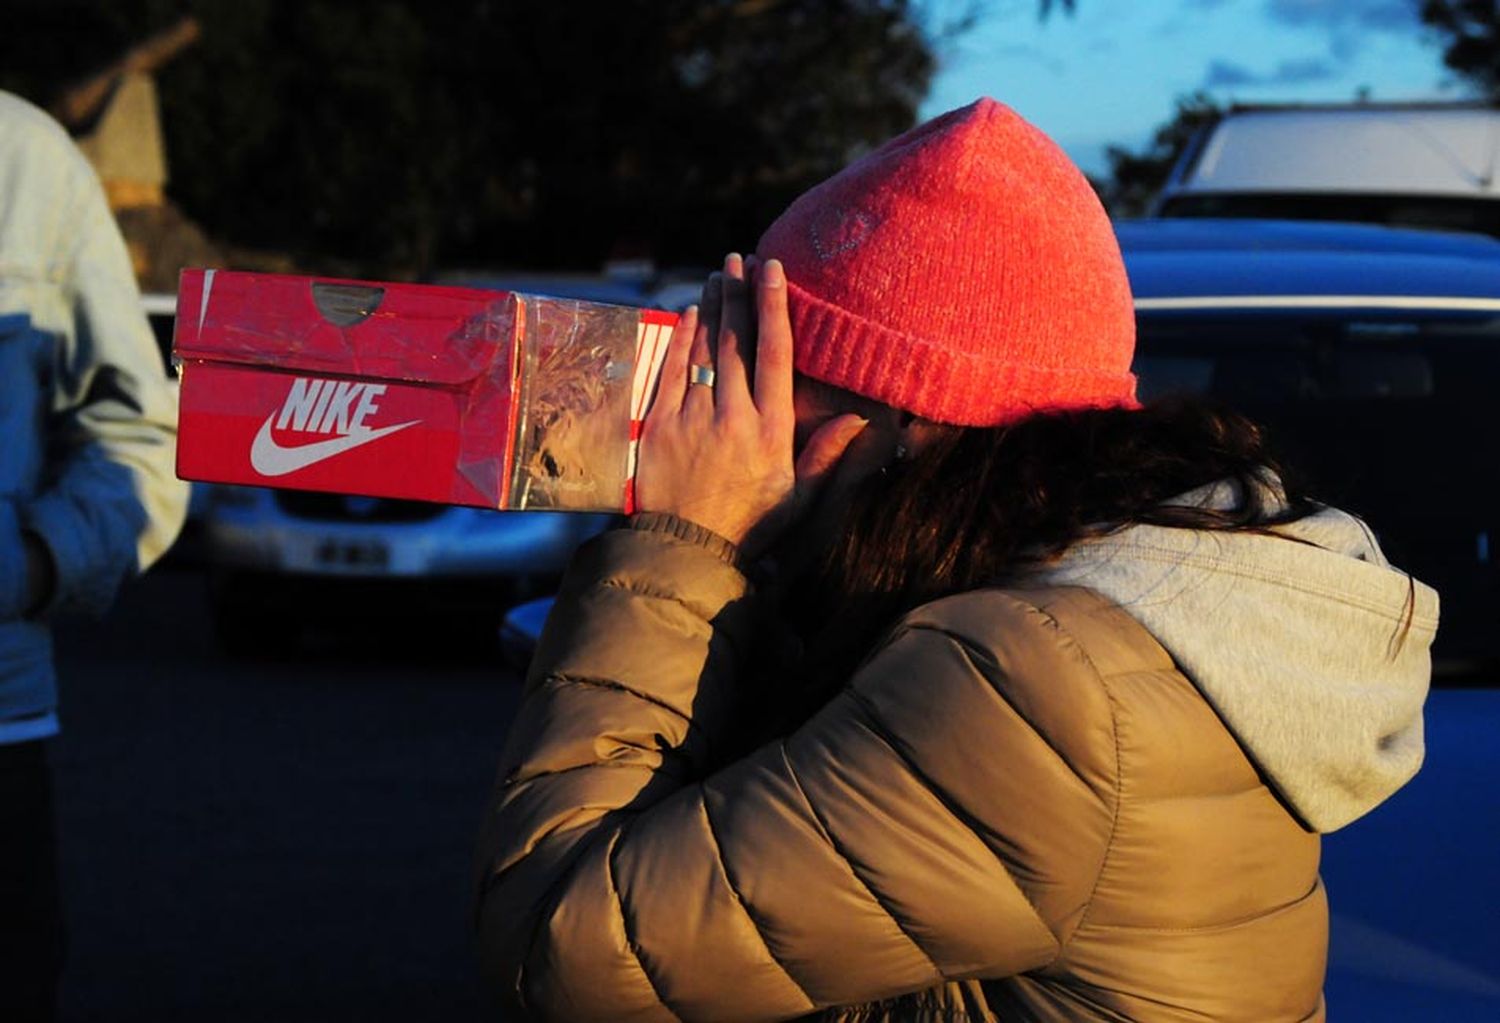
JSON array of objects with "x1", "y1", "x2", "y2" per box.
[{"x1": 794, "y1": 414, "x2": 870, "y2": 491}]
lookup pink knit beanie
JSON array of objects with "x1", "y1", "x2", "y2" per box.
[{"x1": 756, "y1": 98, "x2": 1138, "y2": 426}]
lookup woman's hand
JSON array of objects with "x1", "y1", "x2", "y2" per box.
[{"x1": 635, "y1": 253, "x2": 869, "y2": 559}]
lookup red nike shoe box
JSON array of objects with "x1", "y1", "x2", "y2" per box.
[{"x1": 173, "y1": 269, "x2": 678, "y2": 511}]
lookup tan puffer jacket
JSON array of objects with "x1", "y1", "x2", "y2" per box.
[{"x1": 476, "y1": 514, "x2": 1434, "y2": 1021}]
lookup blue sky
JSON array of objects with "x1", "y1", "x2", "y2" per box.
[{"x1": 921, "y1": 0, "x2": 1469, "y2": 176}]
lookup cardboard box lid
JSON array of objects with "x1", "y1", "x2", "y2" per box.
[{"x1": 172, "y1": 269, "x2": 518, "y2": 388}]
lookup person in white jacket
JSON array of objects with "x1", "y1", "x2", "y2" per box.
[{"x1": 0, "y1": 89, "x2": 187, "y2": 1019}]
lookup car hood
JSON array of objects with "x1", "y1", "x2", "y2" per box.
[
  {"x1": 1117, "y1": 217, "x2": 1500, "y2": 257},
  {"x1": 1117, "y1": 218, "x2": 1500, "y2": 306}
]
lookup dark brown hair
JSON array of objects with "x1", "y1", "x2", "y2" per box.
[{"x1": 781, "y1": 395, "x2": 1317, "y2": 697}]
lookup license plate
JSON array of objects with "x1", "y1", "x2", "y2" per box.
[
  {"x1": 282, "y1": 534, "x2": 391, "y2": 575},
  {"x1": 316, "y1": 538, "x2": 389, "y2": 571}
]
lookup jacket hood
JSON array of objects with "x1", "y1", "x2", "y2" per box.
[{"x1": 1035, "y1": 482, "x2": 1438, "y2": 833}]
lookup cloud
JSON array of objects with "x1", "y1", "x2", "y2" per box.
[
  {"x1": 1262, "y1": 0, "x2": 1420, "y2": 61},
  {"x1": 1265, "y1": 0, "x2": 1416, "y2": 33},
  {"x1": 1200, "y1": 56, "x2": 1340, "y2": 89}
]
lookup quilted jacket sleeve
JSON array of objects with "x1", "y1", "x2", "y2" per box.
[{"x1": 475, "y1": 528, "x2": 1118, "y2": 1022}]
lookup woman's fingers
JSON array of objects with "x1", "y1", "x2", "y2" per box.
[
  {"x1": 689, "y1": 272, "x2": 721, "y2": 372},
  {"x1": 715, "y1": 253, "x2": 754, "y2": 415},
  {"x1": 753, "y1": 258, "x2": 795, "y2": 426},
  {"x1": 684, "y1": 273, "x2": 722, "y2": 413},
  {"x1": 634, "y1": 255, "x2": 817, "y2": 551},
  {"x1": 648, "y1": 304, "x2": 699, "y2": 419},
  {"x1": 794, "y1": 413, "x2": 870, "y2": 490}
]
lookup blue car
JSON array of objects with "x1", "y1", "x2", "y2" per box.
[
  {"x1": 514, "y1": 219, "x2": 1500, "y2": 664},
  {"x1": 1123, "y1": 217, "x2": 1500, "y2": 663}
]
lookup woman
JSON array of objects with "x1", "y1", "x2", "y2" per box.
[{"x1": 475, "y1": 99, "x2": 1436, "y2": 1022}]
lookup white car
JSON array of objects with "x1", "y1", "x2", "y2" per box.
[
  {"x1": 1154, "y1": 102, "x2": 1500, "y2": 238},
  {"x1": 191, "y1": 276, "x2": 635, "y2": 654},
  {"x1": 143, "y1": 291, "x2": 214, "y2": 554}
]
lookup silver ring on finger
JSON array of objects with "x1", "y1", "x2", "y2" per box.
[{"x1": 688, "y1": 364, "x2": 716, "y2": 388}]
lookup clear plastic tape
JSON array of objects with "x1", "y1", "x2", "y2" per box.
[
  {"x1": 453, "y1": 295, "x2": 523, "y2": 507},
  {"x1": 505, "y1": 296, "x2": 639, "y2": 511}
]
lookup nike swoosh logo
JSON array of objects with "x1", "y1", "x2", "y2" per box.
[{"x1": 250, "y1": 415, "x2": 419, "y2": 477}]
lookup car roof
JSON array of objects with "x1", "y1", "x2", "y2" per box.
[
  {"x1": 648, "y1": 280, "x2": 709, "y2": 312},
  {"x1": 434, "y1": 273, "x2": 648, "y2": 307},
  {"x1": 1119, "y1": 218, "x2": 1500, "y2": 312},
  {"x1": 1117, "y1": 217, "x2": 1500, "y2": 257},
  {"x1": 1166, "y1": 105, "x2": 1500, "y2": 199},
  {"x1": 141, "y1": 292, "x2": 178, "y2": 316}
]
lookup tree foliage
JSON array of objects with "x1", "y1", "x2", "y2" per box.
[
  {"x1": 1, "y1": 0, "x2": 940, "y2": 277},
  {"x1": 1420, "y1": 0, "x2": 1500, "y2": 97},
  {"x1": 1099, "y1": 93, "x2": 1223, "y2": 217}
]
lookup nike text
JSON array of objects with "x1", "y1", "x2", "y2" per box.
[
  {"x1": 276, "y1": 377, "x2": 388, "y2": 435},
  {"x1": 249, "y1": 377, "x2": 419, "y2": 477}
]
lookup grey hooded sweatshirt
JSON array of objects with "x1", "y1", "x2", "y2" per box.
[{"x1": 1036, "y1": 482, "x2": 1439, "y2": 833}]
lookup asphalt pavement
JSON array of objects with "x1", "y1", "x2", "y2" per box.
[
  {"x1": 44, "y1": 563, "x2": 1500, "y2": 1021},
  {"x1": 51, "y1": 566, "x2": 517, "y2": 1022}
]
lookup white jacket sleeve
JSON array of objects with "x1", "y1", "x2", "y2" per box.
[{"x1": 6, "y1": 100, "x2": 187, "y2": 617}]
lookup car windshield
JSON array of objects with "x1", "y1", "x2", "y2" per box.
[
  {"x1": 1136, "y1": 309, "x2": 1500, "y2": 400},
  {"x1": 1158, "y1": 193, "x2": 1500, "y2": 240},
  {"x1": 1135, "y1": 308, "x2": 1500, "y2": 660}
]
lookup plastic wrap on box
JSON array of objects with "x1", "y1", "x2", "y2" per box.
[{"x1": 173, "y1": 269, "x2": 676, "y2": 512}]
